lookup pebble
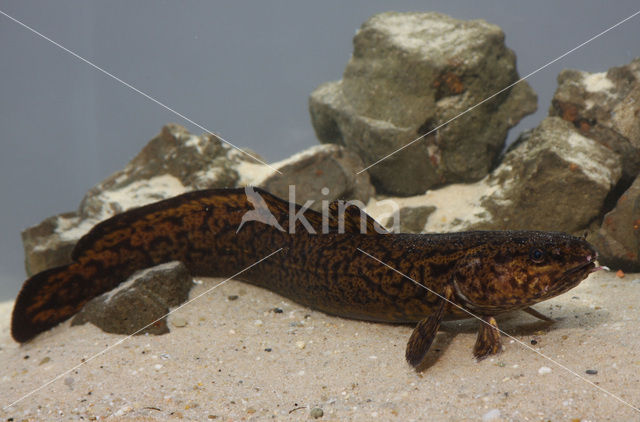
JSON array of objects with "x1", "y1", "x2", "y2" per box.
[
  {"x1": 538, "y1": 366, "x2": 552, "y2": 375},
  {"x1": 585, "y1": 369, "x2": 598, "y2": 375},
  {"x1": 114, "y1": 405, "x2": 133, "y2": 416},
  {"x1": 482, "y1": 408, "x2": 501, "y2": 421},
  {"x1": 64, "y1": 377, "x2": 74, "y2": 388},
  {"x1": 172, "y1": 317, "x2": 187, "y2": 328},
  {"x1": 310, "y1": 407, "x2": 324, "y2": 418},
  {"x1": 296, "y1": 341, "x2": 306, "y2": 349}
]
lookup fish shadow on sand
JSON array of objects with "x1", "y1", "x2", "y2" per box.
[{"x1": 414, "y1": 302, "x2": 610, "y2": 372}]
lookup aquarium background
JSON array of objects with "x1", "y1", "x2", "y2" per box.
[{"x1": 1, "y1": 1, "x2": 638, "y2": 300}]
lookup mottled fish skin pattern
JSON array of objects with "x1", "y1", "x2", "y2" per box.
[{"x1": 11, "y1": 187, "x2": 597, "y2": 367}]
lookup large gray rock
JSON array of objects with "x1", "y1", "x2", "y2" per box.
[
  {"x1": 589, "y1": 175, "x2": 640, "y2": 271},
  {"x1": 309, "y1": 11, "x2": 537, "y2": 196},
  {"x1": 71, "y1": 262, "x2": 193, "y2": 336},
  {"x1": 261, "y1": 144, "x2": 374, "y2": 211},
  {"x1": 367, "y1": 117, "x2": 622, "y2": 234},
  {"x1": 550, "y1": 58, "x2": 640, "y2": 184},
  {"x1": 476, "y1": 117, "x2": 622, "y2": 232},
  {"x1": 78, "y1": 123, "x2": 252, "y2": 221}
]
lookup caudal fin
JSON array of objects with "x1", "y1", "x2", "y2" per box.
[{"x1": 11, "y1": 264, "x2": 99, "y2": 343}]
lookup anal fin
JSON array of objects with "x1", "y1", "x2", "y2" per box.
[
  {"x1": 405, "y1": 285, "x2": 452, "y2": 368},
  {"x1": 473, "y1": 316, "x2": 502, "y2": 360}
]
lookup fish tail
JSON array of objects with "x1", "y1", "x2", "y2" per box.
[{"x1": 11, "y1": 263, "x2": 114, "y2": 343}]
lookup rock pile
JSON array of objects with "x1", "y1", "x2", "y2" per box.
[{"x1": 548, "y1": 60, "x2": 640, "y2": 270}]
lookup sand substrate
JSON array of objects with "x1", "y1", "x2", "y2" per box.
[{"x1": 1, "y1": 270, "x2": 639, "y2": 421}]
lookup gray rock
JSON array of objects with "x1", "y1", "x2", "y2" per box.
[
  {"x1": 384, "y1": 206, "x2": 436, "y2": 233},
  {"x1": 261, "y1": 144, "x2": 374, "y2": 211},
  {"x1": 309, "y1": 11, "x2": 537, "y2": 196},
  {"x1": 71, "y1": 261, "x2": 192, "y2": 336},
  {"x1": 367, "y1": 117, "x2": 622, "y2": 235},
  {"x1": 550, "y1": 58, "x2": 640, "y2": 184},
  {"x1": 22, "y1": 124, "x2": 259, "y2": 275},
  {"x1": 78, "y1": 123, "x2": 254, "y2": 221},
  {"x1": 475, "y1": 117, "x2": 622, "y2": 232},
  {"x1": 589, "y1": 175, "x2": 640, "y2": 271},
  {"x1": 21, "y1": 212, "x2": 78, "y2": 277}
]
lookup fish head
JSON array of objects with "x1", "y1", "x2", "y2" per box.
[{"x1": 451, "y1": 231, "x2": 600, "y2": 314}]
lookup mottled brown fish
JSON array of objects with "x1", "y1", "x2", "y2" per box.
[{"x1": 12, "y1": 187, "x2": 599, "y2": 368}]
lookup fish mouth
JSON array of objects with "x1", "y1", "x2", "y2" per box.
[
  {"x1": 563, "y1": 254, "x2": 598, "y2": 277},
  {"x1": 549, "y1": 253, "x2": 600, "y2": 297},
  {"x1": 562, "y1": 261, "x2": 600, "y2": 279},
  {"x1": 520, "y1": 253, "x2": 601, "y2": 305}
]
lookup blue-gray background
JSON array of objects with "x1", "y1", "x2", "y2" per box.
[{"x1": 1, "y1": 1, "x2": 638, "y2": 300}]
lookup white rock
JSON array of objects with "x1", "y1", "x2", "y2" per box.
[
  {"x1": 482, "y1": 408, "x2": 501, "y2": 421},
  {"x1": 538, "y1": 366, "x2": 552, "y2": 375}
]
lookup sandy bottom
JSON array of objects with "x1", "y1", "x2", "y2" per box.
[{"x1": 1, "y1": 270, "x2": 640, "y2": 421}]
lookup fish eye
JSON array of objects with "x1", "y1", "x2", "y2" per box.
[{"x1": 529, "y1": 248, "x2": 545, "y2": 263}]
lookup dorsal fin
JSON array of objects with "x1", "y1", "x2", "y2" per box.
[{"x1": 327, "y1": 200, "x2": 387, "y2": 234}]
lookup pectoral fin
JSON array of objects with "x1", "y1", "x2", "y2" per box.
[
  {"x1": 405, "y1": 285, "x2": 452, "y2": 368},
  {"x1": 473, "y1": 316, "x2": 502, "y2": 359}
]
